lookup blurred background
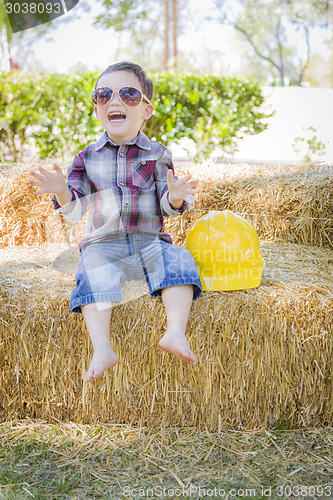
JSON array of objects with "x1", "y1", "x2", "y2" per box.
[{"x1": 1, "y1": 0, "x2": 333, "y2": 163}]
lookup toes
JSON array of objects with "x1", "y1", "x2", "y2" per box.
[
  {"x1": 83, "y1": 351, "x2": 118, "y2": 382},
  {"x1": 84, "y1": 372, "x2": 93, "y2": 382},
  {"x1": 188, "y1": 355, "x2": 196, "y2": 366},
  {"x1": 159, "y1": 336, "x2": 196, "y2": 365},
  {"x1": 180, "y1": 350, "x2": 196, "y2": 365},
  {"x1": 84, "y1": 366, "x2": 100, "y2": 382}
]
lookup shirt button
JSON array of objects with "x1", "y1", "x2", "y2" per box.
[
  {"x1": 124, "y1": 203, "x2": 129, "y2": 209},
  {"x1": 120, "y1": 153, "x2": 124, "y2": 157},
  {"x1": 142, "y1": 160, "x2": 146, "y2": 165},
  {"x1": 120, "y1": 182, "x2": 124, "y2": 186}
]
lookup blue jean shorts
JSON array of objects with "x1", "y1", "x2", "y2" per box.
[{"x1": 70, "y1": 234, "x2": 202, "y2": 313}]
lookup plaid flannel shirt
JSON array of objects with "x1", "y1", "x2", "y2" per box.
[{"x1": 52, "y1": 131, "x2": 194, "y2": 250}]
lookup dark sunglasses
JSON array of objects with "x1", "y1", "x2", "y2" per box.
[{"x1": 91, "y1": 86, "x2": 152, "y2": 107}]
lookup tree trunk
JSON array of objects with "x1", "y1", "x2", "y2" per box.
[
  {"x1": 172, "y1": 0, "x2": 177, "y2": 71},
  {"x1": 163, "y1": 0, "x2": 170, "y2": 71},
  {"x1": 298, "y1": 25, "x2": 311, "y2": 86},
  {"x1": 276, "y1": 17, "x2": 285, "y2": 86}
]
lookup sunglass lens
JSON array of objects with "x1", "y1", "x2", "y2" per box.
[
  {"x1": 119, "y1": 87, "x2": 142, "y2": 106},
  {"x1": 94, "y1": 88, "x2": 113, "y2": 105}
]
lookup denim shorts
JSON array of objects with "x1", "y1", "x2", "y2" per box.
[{"x1": 70, "y1": 234, "x2": 202, "y2": 313}]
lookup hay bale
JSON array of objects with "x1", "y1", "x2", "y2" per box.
[
  {"x1": 0, "y1": 241, "x2": 332, "y2": 430},
  {"x1": 164, "y1": 162, "x2": 333, "y2": 248},
  {"x1": 1, "y1": 162, "x2": 332, "y2": 248},
  {"x1": 0, "y1": 166, "x2": 53, "y2": 247},
  {"x1": 0, "y1": 163, "x2": 85, "y2": 248}
]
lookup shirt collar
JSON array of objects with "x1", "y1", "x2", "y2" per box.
[{"x1": 94, "y1": 131, "x2": 152, "y2": 152}]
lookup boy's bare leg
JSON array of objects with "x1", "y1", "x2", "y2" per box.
[
  {"x1": 159, "y1": 285, "x2": 196, "y2": 366},
  {"x1": 82, "y1": 302, "x2": 119, "y2": 382}
]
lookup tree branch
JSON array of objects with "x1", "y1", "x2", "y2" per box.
[{"x1": 232, "y1": 21, "x2": 282, "y2": 74}]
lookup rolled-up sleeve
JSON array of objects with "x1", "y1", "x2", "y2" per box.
[
  {"x1": 51, "y1": 152, "x2": 92, "y2": 223},
  {"x1": 154, "y1": 148, "x2": 195, "y2": 217}
]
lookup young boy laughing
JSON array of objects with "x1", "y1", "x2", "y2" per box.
[{"x1": 30, "y1": 62, "x2": 202, "y2": 382}]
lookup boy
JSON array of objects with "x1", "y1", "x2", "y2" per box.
[{"x1": 30, "y1": 62, "x2": 202, "y2": 382}]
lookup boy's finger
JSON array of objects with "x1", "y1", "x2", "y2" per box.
[
  {"x1": 167, "y1": 169, "x2": 174, "y2": 182},
  {"x1": 179, "y1": 174, "x2": 192, "y2": 183},
  {"x1": 29, "y1": 171, "x2": 44, "y2": 181},
  {"x1": 53, "y1": 163, "x2": 61, "y2": 173},
  {"x1": 38, "y1": 166, "x2": 53, "y2": 178},
  {"x1": 185, "y1": 178, "x2": 199, "y2": 186},
  {"x1": 28, "y1": 179, "x2": 41, "y2": 186}
]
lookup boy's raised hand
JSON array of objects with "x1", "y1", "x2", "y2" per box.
[
  {"x1": 29, "y1": 164, "x2": 72, "y2": 207},
  {"x1": 167, "y1": 169, "x2": 200, "y2": 208},
  {"x1": 29, "y1": 164, "x2": 67, "y2": 195}
]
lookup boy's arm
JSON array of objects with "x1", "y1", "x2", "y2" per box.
[
  {"x1": 30, "y1": 154, "x2": 91, "y2": 223},
  {"x1": 154, "y1": 148, "x2": 200, "y2": 216},
  {"x1": 166, "y1": 169, "x2": 200, "y2": 209},
  {"x1": 29, "y1": 164, "x2": 71, "y2": 204},
  {"x1": 51, "y1": 153, "x2": 92, "y2": 223}
]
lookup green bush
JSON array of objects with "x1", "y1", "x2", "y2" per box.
[
  {"x1": 0, "y1": 71, "x2": 99, "y2": 162},
  {"x1": 0, "y1": 71, "x2": 268, "y2": 162}
]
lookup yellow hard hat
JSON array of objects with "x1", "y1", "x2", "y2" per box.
[{"x1": 185, "y1": 210, "x2": 264, "y2": 291}]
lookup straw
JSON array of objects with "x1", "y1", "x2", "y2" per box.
[
  {"x1": 1, "y1": 160, "x2": 332, "y2": 429},
  {"x1": 0, "y1": 162, "x2": 332, "y2": 248},
  {"x1": 0, "y1": 240, "x2": 332, "y2": 429}
]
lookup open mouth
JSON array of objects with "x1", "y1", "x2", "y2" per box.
[{"x1": 108, "y1": 111, "x2": 126, "y2": 123}]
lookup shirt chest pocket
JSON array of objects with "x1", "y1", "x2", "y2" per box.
[{"x1": 131, "y1": 160, "x2": 156, "y2": 190}]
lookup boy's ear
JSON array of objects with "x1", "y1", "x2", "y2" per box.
[
  {"x1": 143, "y1": 103, "x2": 154, "y2": 120},
  {"x1": 94, "y1": 106, "x2": 100, "y2": 121}
]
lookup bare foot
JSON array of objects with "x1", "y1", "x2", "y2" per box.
[
  {"x1": 159, "y1": 331, "x2": 196, "y2": 366},
  {"x1": 84, "y1": 345, "x2": 119, "y2": 382}
]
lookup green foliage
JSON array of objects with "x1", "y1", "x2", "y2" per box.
[
  {"x1": 0, "y1": 1, "x2": 13, "y2": 43},
  {"x1": 0, "y1": 71, "x2": 268, "y2": 162},
  {"x1": 146, "y1": 73, "x2": 268, "y2": 159},
  {"x1": 0, "y1": 71, "x2": 100, "y2": 162},
  {"x1": 94, "y1": 0, "x2": 147, "y2": 31},
  {"x1": 292, "y1": 126, "x2": 326, "y2": 163}
]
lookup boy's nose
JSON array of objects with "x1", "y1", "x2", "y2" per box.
[{"x1": 109, "y1": 90, "x2": 122, "y2": 105}]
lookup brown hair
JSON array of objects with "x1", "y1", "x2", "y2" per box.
[{"x1": 95, "y1": 61, "x2": 154, "y2": 101}]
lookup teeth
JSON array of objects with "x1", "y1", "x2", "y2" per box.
[{"x1": 108, "y1": 112, "x2": 126, "y2": 121}]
